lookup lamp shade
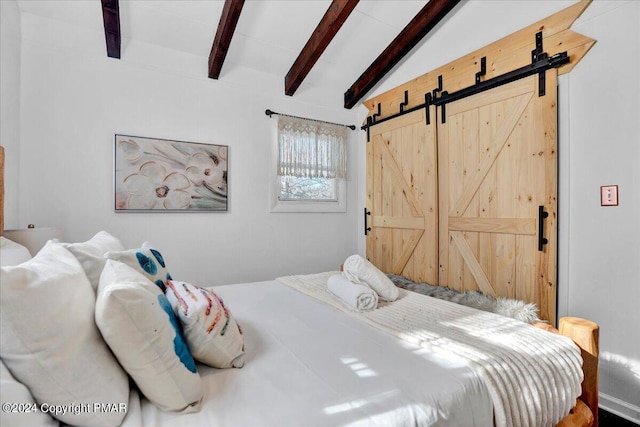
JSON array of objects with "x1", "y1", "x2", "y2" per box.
[{"x1": 3, "y1": 226, "x2": 63, "y2": 256}]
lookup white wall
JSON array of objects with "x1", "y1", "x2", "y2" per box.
[
  {"x1": 359, "y1": 0, "x2": 640, "y2": 421},
  {"x1": 0, "y1": 0, "x2": 21, "y2": 228},
  {"x1": 567, "y1": 2, "x2": 640, "y2": 418},
  {"x1": 9, "y1": 7, "x2": 360, "y2": 286}
]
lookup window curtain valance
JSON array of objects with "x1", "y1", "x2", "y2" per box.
[{"x1": 277, "y1": 115, "x2": 347, "y2": 179}]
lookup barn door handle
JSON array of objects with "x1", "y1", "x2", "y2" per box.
[
  {"x1": 538, "y1": 205, "x2": 549, "y2": 251},
  {"x1": 364, "y1": 208, "x2": 372, "y2": 235}
]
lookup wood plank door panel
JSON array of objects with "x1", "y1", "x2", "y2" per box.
[
  {"x1": 437, "y1": 73, "x2": 558, "y2": 324},
  {"x1": 366, "y1": 109, "x2": 438, "y2": 284}
]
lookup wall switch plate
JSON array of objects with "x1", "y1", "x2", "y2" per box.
[{"x1": 600, "y1": 185, "x2": 618, "y2": 206}]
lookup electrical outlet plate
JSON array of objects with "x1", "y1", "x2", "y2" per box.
[{"x1": 600, "y1": 185, "x2": 618, "y2": 206}]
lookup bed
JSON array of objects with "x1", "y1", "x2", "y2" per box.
[
  {"x1": 0, "y1": 145, "x2": 598, "y2": 427},
  {"x1": 121, "y1": 275, "x2": 494, "y2": 427}
]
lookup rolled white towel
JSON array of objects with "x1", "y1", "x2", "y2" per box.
[
  {"x1": 327, "y1": 274, "x2": 378, "y2": 312},
  {"x1": 342, "y1": 255, "x2": 399, "y2": 302}
]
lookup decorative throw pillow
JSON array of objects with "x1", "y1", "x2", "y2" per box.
[
  {"x1": 0, "y1": 241, "x2": 130, "y2": 427},
  {"x1": 58, "y1": 230, "x2": 125, "y2": 291},
  {"x1": 105, "y1": 242, "x2": 172, "y2": 292},
  {"x1": 96, "y1": 260, "x2": 203, "y2": 413},
  {"x1": 0, "y1": 236, "x2": 32, "y2": 266},
  {"x1": 166, "y1": 280, "x2": 245, "y2": 369},
  {"x1": 0, "y1": 360, "x2": 59, "y2": 427}
]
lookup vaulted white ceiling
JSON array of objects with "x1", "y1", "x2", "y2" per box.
[{"x1": 16, "y1": 0, "x2": 435, "y2": 105}]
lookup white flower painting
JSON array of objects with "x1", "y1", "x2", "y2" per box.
[{"x1": 114, "y1": 135, "x2": 228, "y2": 211}]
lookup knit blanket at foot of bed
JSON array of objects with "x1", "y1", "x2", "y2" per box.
[{"x1": 277, "y1": 271, "x2": 583, "y2": 427}]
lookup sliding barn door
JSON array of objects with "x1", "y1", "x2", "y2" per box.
[
  {"x1": 437, "y1": 73, "x2": 558, "y2": 324},
  {"x1": 366, "y1": 109, "x2": 438, "y2": 284}
]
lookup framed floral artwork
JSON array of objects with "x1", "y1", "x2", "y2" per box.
[{"x1": 114, "y1": 135, "x2": 228, "y2": 211}]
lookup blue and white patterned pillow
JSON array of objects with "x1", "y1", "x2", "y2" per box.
[
  {"x1": 105, "y1": 242, "x2": 172, "y2": 291},
  {"x1": 96, "y1": 260, "x2": 202, "y2": 413}
]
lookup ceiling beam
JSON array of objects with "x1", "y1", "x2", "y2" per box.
[
  {"x1": 208, "y1": 0, "x2": 245, "y2": 79},
  {"x1": 285, "y1": 0, "x2": 360, "y2": 96},
  {"x1": 343, "y1": 0, "x2": 461, "y2": 109},
  {"x1": 101, "y1": 0, "x2": 121, "y2": 59}
]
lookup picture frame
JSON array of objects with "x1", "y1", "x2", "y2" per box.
[{"x1": 114, "y1": 134, "x2": 228, "y2": 212}]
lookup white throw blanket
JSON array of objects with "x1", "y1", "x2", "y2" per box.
[
  {"x1": 326, "y1": 273, "x2": 378, "y2": 312},
  {"x1": 277, "y1": 272, "x2": 583, "y2": 427},
  {"x1": 342, "y1": 254, "x2": 399, "y2": 301}
]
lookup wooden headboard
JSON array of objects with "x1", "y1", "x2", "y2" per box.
[{"x1": 1, "y1": 145, "x2": 4, "y2": 235}]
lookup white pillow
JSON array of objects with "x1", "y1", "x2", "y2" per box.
[
  {"x1": 0, "y1": 360, "x2": 59, "y2": 427},
  {"x1": 166, "y1": 280, "x2": 245, "y2": 368},
  {"x1": 0, "y1": 241, "x2": 130, "y2": 427},
  {"x1": 105, "y1": 242, "x2": 172, "y2": 292},
  {"x1": 96, "y1": 260, "x2": 203, "y2": 413},
  {"x1": 59, "y1": 230, "x2": 125, "y2": 291},
  {"x1": 0, "y1": 236, "x2": 32, "y2": 266}
]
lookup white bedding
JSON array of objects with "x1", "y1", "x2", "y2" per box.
[
  {"x1": 279, "y1": 272, "x2": 583, "y2": 427},
  {"x1": 121, "y1": 278, "x2": 493, "y2": 427}
]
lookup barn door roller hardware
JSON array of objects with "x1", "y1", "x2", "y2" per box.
[
  {"x1": 362, "y1": 96, "x2": 429, "y2": 141},
  {"x1": 399, "y1": 90, "x2": 409, "y2": 113},
  {"x1": 475, "y1": 57, "x2": 487, "y2": 84},
  {"x1": 363, "y1": 103, "x2": 381, "y2": 141},
  {"x1": 362, "y1": 31, "x2": 569, "y2": 132},
  {"x1": 531, "y1": 32, "x2": 547, "y2": 96},
  {"x1": 432, "y1": 32, "x2": 568, "y2": 123},
  {"x1": 425, "y1": 92, "x2": 433, "y2": 125}
]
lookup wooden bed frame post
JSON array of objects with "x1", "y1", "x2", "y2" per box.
[
  {"x1": 559, "y1": 317, "x2": 599, "y2": 427},
  {"x1": 533, "y1": 316, "x2": 599, "y2": 427}
]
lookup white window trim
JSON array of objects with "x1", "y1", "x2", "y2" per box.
[{"x1": 269, "y1": 175, "x2": 346, "y2": 213}]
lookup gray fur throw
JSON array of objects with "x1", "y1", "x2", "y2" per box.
[{"x1": 387, "y1": 274, "x2": 541, "y2": 324}]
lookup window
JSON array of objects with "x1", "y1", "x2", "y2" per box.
[
  {"x1": 270, "y1": 115, "x2": 347, "y2": 212},
  {"x1": 278, "y1": 176, "x2": 337, "y2": 201}
]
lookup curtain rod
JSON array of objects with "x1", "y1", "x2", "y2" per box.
[{"x1": 265, "y1": 109, "x2": 356, "y2": 130}]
